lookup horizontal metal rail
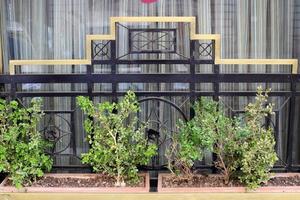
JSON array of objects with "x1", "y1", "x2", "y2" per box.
[{"x1": 0, "y1": 73, "x2": 295, "y2": 83}]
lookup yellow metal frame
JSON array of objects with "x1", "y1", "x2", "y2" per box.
[{"x1": 8, "y1": 16, "x2": 298, "y2": 75}]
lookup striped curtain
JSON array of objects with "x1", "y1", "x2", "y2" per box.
[{"x1": 0, "y1": 0, "x2": 298, "y2": 166}]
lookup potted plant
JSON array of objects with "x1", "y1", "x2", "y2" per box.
[
  {"x1": 158, "y1": 86, "x2": 300, "y2": 193},
  {"x1": 0, "y1": 91, "x2": 157, "y2": 193}
]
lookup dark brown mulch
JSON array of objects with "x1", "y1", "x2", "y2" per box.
[
  {"x1": 162, "y1": 175, "x2": 242, "y2": 188},
  {"x1": 4, "y1": 175, "x2": 145, "y2": 188},
  {"x1": 264, "y1": 176, "x2": 300, "y2": 186},
  {"x1": 162, "y1": 174, "x2": 300, "y2": 188}
]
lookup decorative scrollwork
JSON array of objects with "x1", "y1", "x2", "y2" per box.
[
  {"x1": 137, "y1": 97, "x2": 188, "y2": 169},
  {"x1": 198, "y1": 42, "x2": 213, "y2": 58},
  {"x1": 41, "y1": 113, "x2": 72, "y2": 155},
  {"x1": 93, "y1": 41, "x2": 110, "y2": 60},
  {"x1": 129, "y1": 29, "x2": 176, "y2": 53}
]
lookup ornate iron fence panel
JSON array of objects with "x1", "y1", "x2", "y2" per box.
[{"x1": 1, "y1": 18, "x2": 299, "y2": 172}]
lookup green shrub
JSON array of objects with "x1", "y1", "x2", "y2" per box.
[
  {"x1": 166, "y1": 98, "x2": 216, "y2": 177},
  {"x1": 166, "y1": 86, "x2": 278, "y2": 189},
  {"x1": 237, "y1": 87, "x2": 278, "y2": 189},
  {"x1": 0, "y1": 98, "x2": 52, "y2": 188},
  {"x1": 197, "y1": 98, "x2": 241, "y2": 184},
  {"x1": 77, "y1": 91, "x2": 157, "y2": 186},
  {"x1": 166, "y1": 97, "x2": 240, "y2": 181},
  {"x1": 203, "y1": 98, "x2": 240, "y2": 182}
]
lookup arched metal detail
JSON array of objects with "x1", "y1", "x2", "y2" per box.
[
  {"x1": 137, "y1": 97, "x2": 188, "y2": 169},
  {"x1": 41, "y1": 113, "x2": 73, "y2": 155},
  {"x1": 138, "y1": 97, "x2": 188, "y2": 122}
]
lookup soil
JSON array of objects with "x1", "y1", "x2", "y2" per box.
[
  {"x1": 4, "y1": 175, "x2": 145, "y2": 188},
  {"x1": 162, "y1": 174, "x2": 300, "y2": 188}
]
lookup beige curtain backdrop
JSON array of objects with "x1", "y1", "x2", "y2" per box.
[{"x1": 0, "y1": 0, "x2": 298, "y2": 167}]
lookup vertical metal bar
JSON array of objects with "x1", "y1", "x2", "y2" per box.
[
  {"x1": 69, "y1": 7, "x2": 76, "y2": 163},
  {"x1": 128, "y1": 29, "x2": 132, "y2": 53},
  {"x1": 211, "y1": 64, "x2": 220, "y2": 173},
  {"x1": 10, "y1": 77, "x2": 16, "y2": 100},
  {"x1": 70, "y1": 110, "x2": 77, "y2": 163},
  {"x1": 0, "y1": 34, "x2": 3, "y2": 74},
  {"x1": 0, "y1": 11, "x2": 3, "y2": 74},
  {"x1": 87, "y1": 42, "x2": 93, "y2": 100},
  {"x1": 70, "y1": 65, "x2": 77, "y2": 162},
  {"x1": 173, "y1": 29, "x2": 177, "y2": 53},
  {"x1": 213, "y1": 64, "x2": 220, "y2": 101},
  {"x1": 212, "y1": 39, "x2": 219, "y2": 101},
  {"x1": 212, "y1": 40, "x2": 215, "y2": 62},
  {"x1": 87, "y1": 41, "x2": 95, "y2": 172},
  {"x1": 190, "y1": 40, "x2": 196, "y2": 119},
  {"x1": 265, "y1": 113, "x2": 271, "y2": 130},
  {"x1": 0, "y1": 17, "x2": 4, "y2": 95},
  {"x1": 274, "y1": 111, "x2": 279, "y2": 156},
  {"x1": 287, "y1": 74, "x2": 296, "y2": 171},
  {"x1": 212, "y1": 39, "x2": 220, "y2": 172},
  {"x1": 111, "y1": 40, "x2": 117, "y2": 102}
]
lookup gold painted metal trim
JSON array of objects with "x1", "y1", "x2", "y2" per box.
[
  {"x1": 8, "y1": 16, "x2": 299, "y2": 75},
  {"x1": 217, "y1": 59, "x2": 298, "y2": 74},
  {"x1": 9, "y1": 59, "x2": 91, "y2": 75}
]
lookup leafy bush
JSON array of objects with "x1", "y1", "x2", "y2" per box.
[
  {"x1": 194, "y1": 98, "x2": 241, "y2": 184},
  {"x1": 210, "y1": 87, "x2": 278, "y2": 188},
  {"x1": 166, "y1": 87, "x2": 278, "y2": 189},
  {"x1": 165, "y1": 99, "x2": 216, "y2": 177},
  {"x1": 237, "y1": 87, "x2": 278, "y2": 189},
  {"x1": 166, "y1": 97, "x2": 240, "y2": 181},
  {"x1": 0, "y1": 98, "x2": 52, "y2": 188},
  {"x1": 77, "y1": 91, "x2": 157, "y2": 186}
]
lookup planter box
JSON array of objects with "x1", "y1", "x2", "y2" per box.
[
  {"x1": 1, "y1": 173, "x2": 300, "y2": 200},
  {"x1": 0, "y1": 192, "x2": 300, "y2": 200},
  {"x1": 0, "y1": 173, "x2": 150, "y2": 193},
  {"x1": 158, "y1": 173, "x2": 300, "y2": 193}
]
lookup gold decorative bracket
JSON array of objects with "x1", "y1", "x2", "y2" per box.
[{"x1": 8, "y1": 16, "x2": 298, "y2": 75}]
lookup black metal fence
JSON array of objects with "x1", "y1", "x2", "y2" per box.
[{"x1": 1, "y1": 26, "x2": 300, "y2": 172}]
